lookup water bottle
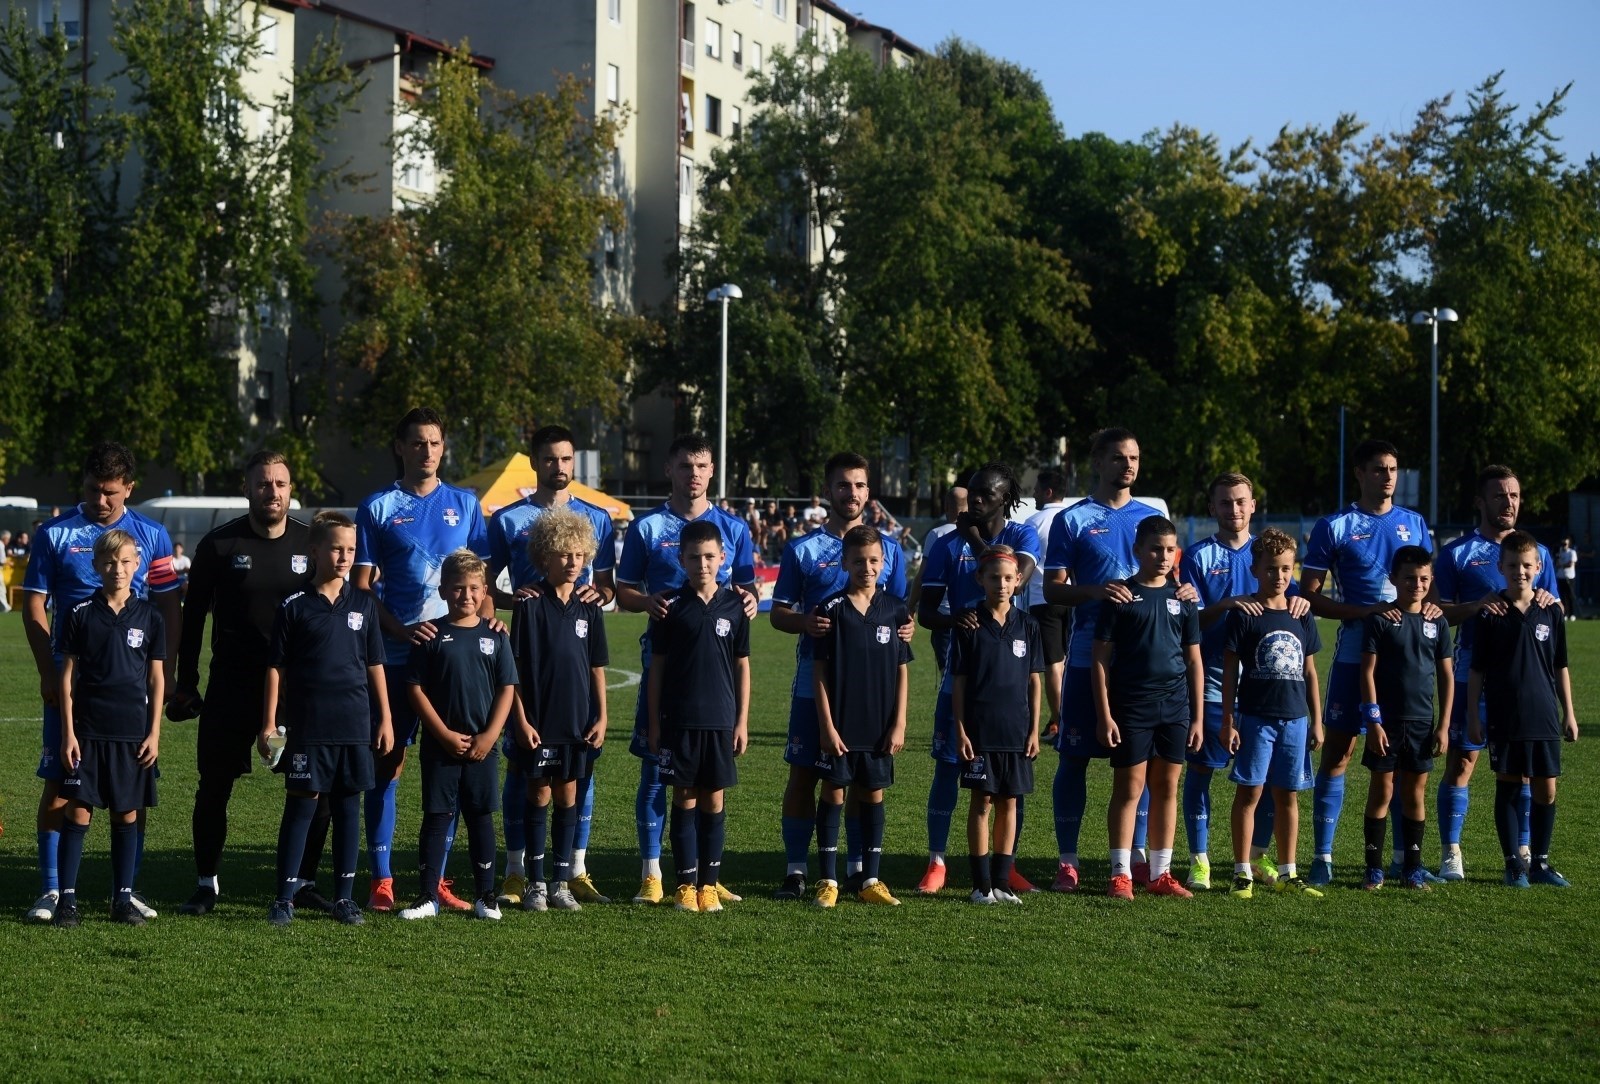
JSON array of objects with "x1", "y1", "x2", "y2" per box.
[{"x1": 262, "y1": 726, "x2": 287, "y2": 769}]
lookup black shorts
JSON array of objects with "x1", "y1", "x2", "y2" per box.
[
  {"x1": 1029, "y1": 605, "x2": 1070, "y2": 666},
  {"x1": 279, "y1": 742, "x2": 374, "y2": 795},
  {"x1": 960, "y1": 750, "x2": 1035, "y2": 797},
  {"x1": 1109, "y1": 691, "x2": 1190, "y2": 768},
  {"x1": 61, "y1": 739, "x2": 157, "y2": 812},
  {"x1": 516, "y1": 741, "x2": 597, "y2": 782},
  {"x1": 196, "y1": 671, "x2": 267, "y2": 781},
  {"x1": 1361, "y1": 718, "x2": 1438, "y2": 775},
  {"x1": 420, "y1": 748, "x2": 501, "y2": 815},
  {"x1": 822, "y1": 749, "x2": 895, "y2": 791},
  {"x1": 1489, "y1": 739, "x2": 1562, "y2": 779},
  {"x1": 658, "y1": 729, "x2": 737, "y2": 792}
]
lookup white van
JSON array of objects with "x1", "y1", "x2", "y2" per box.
[{"x1": 136, "y1": 496, "x2": 304, "y2": 550}]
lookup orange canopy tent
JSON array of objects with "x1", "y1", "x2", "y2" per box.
[{"x1": 455, "y1": 453, "x2": 633, "y2": 521}]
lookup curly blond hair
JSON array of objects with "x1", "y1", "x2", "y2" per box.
[{"x1": 527, "y1": 507, "x2": 598, "y2": 568}]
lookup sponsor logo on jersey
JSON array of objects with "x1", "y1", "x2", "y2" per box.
[
  {"x1": 575, "y1": 619, "x2": 589, "y2": 639},
  {"x1": 127, "y1": 628, "x2": 145, "y2": 648},
  {"x1": 479, "y1": 637, "x2": 495, "y2": 655},
  {"x1": 876, "y1": 625, "x2": 891, "y2": 644},
  {"x1": 291, "y1": 555, "x2": 308, "y2": 574},
  {"x1": 1536, "y1": 624, "x2": 1551, "y2": 642},
  {"x1": 1167, "y1": 598, "x2": 1182, "y2": 615},
  {"x1": 1351, "y1": 533, "x2": 1372, "y2": 542},
  {"x1": 1424, "y1": 621, "x2": 1437, "y2": 639},
  {"x1": 1012, "y1": 638, "x2": 1027, "y2": 657},
  {"x1": 347, "y1": 611, "x2": 364, "y2": 630},
  {"x1": 443, "y1": 509, "x2": 460, "y2": 527},
  {"x1": 715, "y1": 618, "x2": 731, "y2": 638},
  {"x1": 233, "y1": 554, "x2": 253, "y2": 570},
  {"x1": 390, "y1": 516, "x2": 414, "y2": 526}
]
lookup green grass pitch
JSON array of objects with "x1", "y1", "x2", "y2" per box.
[{"x1": 0, "y1": 610, "x2": 1596, "y2": 1080}]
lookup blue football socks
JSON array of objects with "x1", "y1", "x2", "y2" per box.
[
  {"x1": 669, "y1": 804, "x2": 699, "y2": 888},
  {"x1": 636, "y1": 760, "x2": 666, "y2": 861},
  {"x1": 781, "y1": 815, "x2": 812, "y2": 869},
  {"x1": 1313, "y1": 772, "x2": 1345, "y2": 856},
  {"x1": 926, "y1": 760, "x2": 960, "y2": 854},
  {"x1": 1053, "y1": 755, "x2": 1089, "y2": 856},
  {"x1": 1518, "y1": 782, "x2": 1532, "y2": 849},
  {"x1": 575, "y1": 774, "x2": 597, "y2": 851},
  {"x1": 815, "y1": 802, "x2": 842, "y2": 883},
  {"x1": 1183, "y1": 768, "x2": 1211, "y2": 854},
  {"x1": 1439, "y1": 782, "x2": 1468, "y2": 847},
  {"x1": 37, "y1": 829, "x2": 59, "y2": 895},
  {"x1": 363, "y1": 777, "x2": 398, "y2": 880}
]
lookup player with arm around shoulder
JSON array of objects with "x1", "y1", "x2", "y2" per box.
[{"x1": 1218, "y1": 528, "x2": 1324, "y2": 899}]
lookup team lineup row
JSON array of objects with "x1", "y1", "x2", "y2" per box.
[{"x1": 17, "y1": 416, "x2": 1578, "y2": 926}]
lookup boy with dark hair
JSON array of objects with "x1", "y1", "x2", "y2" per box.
[
  {"x1": 813, "y1": 525, "x2": 912, "y2": 907},
  {"x1": 770, "y1": 450, "x2": 909, "y2": 901},
  {"x1": 953, "y1": 545, "x2": 1043, "y2": 905},
  {"x1": 1467, "y1": 532, "x2": 1579, "y2": 888},
  {"x1": 261, "y1": 512, "x2": 392, "y2": 927},
  {"x1": 1092, "y1": 515, "x2": 1203, "y2": 900},
  {"x1": 647, "y1": 520, "x2": 751, "y2": 913},
  {"x1": 399, "y1": 550, "x2": 517, "y2": 920},
  {"x1": 1220, "y1": 528, "x2": 1324, "y2": 898},
  {"x1": 509, "y1": 509, "x2": 610, "y2": 913},
  {"x1": 22, "y1": 441, "x2": 180, "y2": 923},
  {"x1": 54, "y1": 530, "x2": 166, "y2": 927},
  {"x1": 1358, "y1": 545, "x2": 1453, "y2": 890}
]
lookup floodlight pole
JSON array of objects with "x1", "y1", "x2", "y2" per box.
[
  {"x1": 708, "y1": 283, "x2": 742, "y2": 501},
  {"x1": 1411, "y1": 307, "x2": 1458, "y2": 526}
]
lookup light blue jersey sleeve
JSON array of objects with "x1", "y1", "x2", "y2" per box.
[{"x1": 616, "y1": 515, "x2": 651, "y2": 587}]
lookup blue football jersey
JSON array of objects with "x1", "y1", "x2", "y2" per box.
[
  {"x1": 1435, "y1": 529, "x2": 1560, "y2": 675},
  {"x1": 1181, "y1": 535, "x2": 1260, "y2": 703},
  {"x1": 1301, "y1": 503, "x2": 1433, "y2": 663},
  {"x1": 771, "y1": 525, "x2": 909, "y2": 698},
  {"x1": 922, "y1": 521, "x2": 1042, "y2": 680},
  {"x1": 355, "y1": 480, "x2": 492, "y2": 665},
  {"x1": 24, "y1": 505, "x2": 179, "y2": 657},
  {"x1": 1044, "y1": 497, "x2": 1163, "y2": 669},
  {"x1": 616, "y1": 502, "x2": 755, "y2": 666},
  {"x1": 488, "y1": 494, "x2": 617, "y2": 592}
]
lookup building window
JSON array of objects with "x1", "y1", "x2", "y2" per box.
[
  {"x1": 258, "y1": 12, "x2": 277, "y2": 56},
  {"x1": 731, "y1": 31, "x2": 742, "y2": 69},
  {"x1": 705, "y1": 19, "x2": 721, "y2": 60},
  {"x1": 606, "y1": 64, "x2": 620, "y2": 104},
  {"x1": 679, "y1": 156, "x2": 694, "y2": 226},
  {"x1": 608, "y1": 0, "x2": 621, "y2": 23},
  {"x1": 730, "y1": 106, "x2": 741, "y2": 139},
  {"x1": 750, "y1": 41, "x2": 761, "y2": 73},
  {"x1": 37, "y1": 0, "x2": 81, "y2": 42},
  {"x1": 680, "y1": 90, "x2": 694, "y2": 144},
  {"x1": 773, "y1": 0, "x2": 786, "y2": 18},
  {"x1": 603, "y1": 227, "x2": 618, "y2": 269},
  {"x1": 705, "y1": 94, "x2": 721, "y2": 136}
]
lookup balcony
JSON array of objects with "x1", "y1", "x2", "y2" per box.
[{"x1": 681, "y1": 38, "x2": 696, "y2": 70}]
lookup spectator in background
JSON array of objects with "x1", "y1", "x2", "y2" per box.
[
  {"x1": 171, "y1": 542, "x2": 192, "y2": 599},
  {"x1": 784, "y1": 504, "x2": 801, "y2": 537},
  {"x1": 802, "y1": 494, "x2": 827, "y2": 531},
  {"x1": 744, "y1": 498, "x2": 762, "y2": 541},
  {"x1": 10, "y1": 529, "x2": 31, "y2": 560},
  {"x1": 0, "y1": 530, "x2": 11, "y2": 613},
  {"x1": 764, "y1": 510, "x2": 788, "y2": 565},
  {"x1": 1557, "y1": 536, "x2": 1578, "y2": 620}
]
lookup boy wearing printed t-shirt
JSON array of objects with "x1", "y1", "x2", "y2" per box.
[
  {"x1": 813, "y1": 526, "x2": 913, "y2": 907},
  {"x1": 952, "y1": 546, "x2": 1043, "y2": 905},
  {"x1": 54, "y1": 530, "x2": 166, "y2": 927},
  {"x1": 400, "y1": 550, "x2": 518, "y2": 921},
  {"x1": 647, "y1": 520, "x2": 751, "y2": 913},
  {"x1": 261, "y1": 512, "x2": 393, "y2": 927}
]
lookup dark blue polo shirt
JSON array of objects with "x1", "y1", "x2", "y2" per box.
[
  {"x1": 1470, "y1": 599, "x2": 1567, "y2": 742},
  {"x1": 269, "y1": 584, "x2": 384, "y2": 745},
  {"x1": 1223, "y1": 607, "x2": 1322, "y2": 720},
  {"x1": 510, "y1": 584, "x2": 610, "y2": 745},
  {"x1": 60, "y1": 593, "x2": 167, "y2": 741},
  {"x1": 1094, "y1": 580, "x2": 1201, "y2": 704},
  {"x1": 649, "y1": 586, "x2": 750, "y2": 733},
  {"x1": 949, "y1": 605, "x2": 1044, "y2": 752},
  {"x1": 407, "y1": 618, "x2": 518, "y2": 737},
  {"x1": 811, "y1": 587, "x2": 913, "y2": 751},
  {"x1": 1363, "y1": 611, "x2": 1452, "y2": 721}
]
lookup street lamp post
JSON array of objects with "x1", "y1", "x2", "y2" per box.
[
  {"x1": 707, "y1": 283, "x2": 743, "y2": 501},
  {"x1": 1411, "y1": 307, "x2": 1459, "y2": 526}
]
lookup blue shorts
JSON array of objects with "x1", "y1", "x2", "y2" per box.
[
  {"x1": 1054, "y1": 666, "x2": 1111, "y2": 759},
  {"x1": 784, "y1": 696, "x2": 829, "y2": 770},
  {"x1": 930, "y1": 684, "x2": 958, "y2": 764},
  {"x1": 373, "y1": 665, "x2": 421, "y2": 747},
  {"x1": 1229, "y1": 714, "x2": 1313, "y2": 791},
  {"x1": 1187, "y1": 701, "x2": 1231, "y2": 770},
  {"x1": 1323, "y1": 661, "x2": 1364, "y2": 736},
  {"x1": 1448, "y1": 681, "x2": 1487, "y2": 752},
  {"x1": 38, "y1": 701, "x2": 65, "y2": 781}
]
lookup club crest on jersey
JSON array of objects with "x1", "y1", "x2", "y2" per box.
[
  {"x1": 479, "y1": 637, "x2": 495, "y2": 655},
  {"x1": 347, "y1": 611, "x2": 364, "y2": 630},
  {"x1": 126, "y1": 628, "x2": 145, "y2": 648},
  {"x1": 443, "y1": 508, "x2": 460, "y2": 527},
  {"x1": 1396, "y1": 524, "x2": 1412, "y2": 541},
  {"x1": 715, "y1": 618, "x2": 731, "y2": 638},
  {"x1": 1012, "y1": 638, "x2": 1027, "y2": 657},
  {"x1": 1536, "y1": 624, "x2": 1551, "y2": 642},
  {"x1": 1424, "y1": 621, "x2": 1437, "y2": 639},
  {"x1": 291, "y1": 555, "x2": 308, "y2": 574},
  {"x1": 575, "y1": 619, "x2": 589, "y2": 639},
  {"x1": 233, "y1": 554, "x2": 252, "y2": 570},
  {"x1": 1166, "y1": 598, "x2": 1182, "y2": 615},
  {"x1": 876, "y1": 625, "x2": 891, "y2": 644}
]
